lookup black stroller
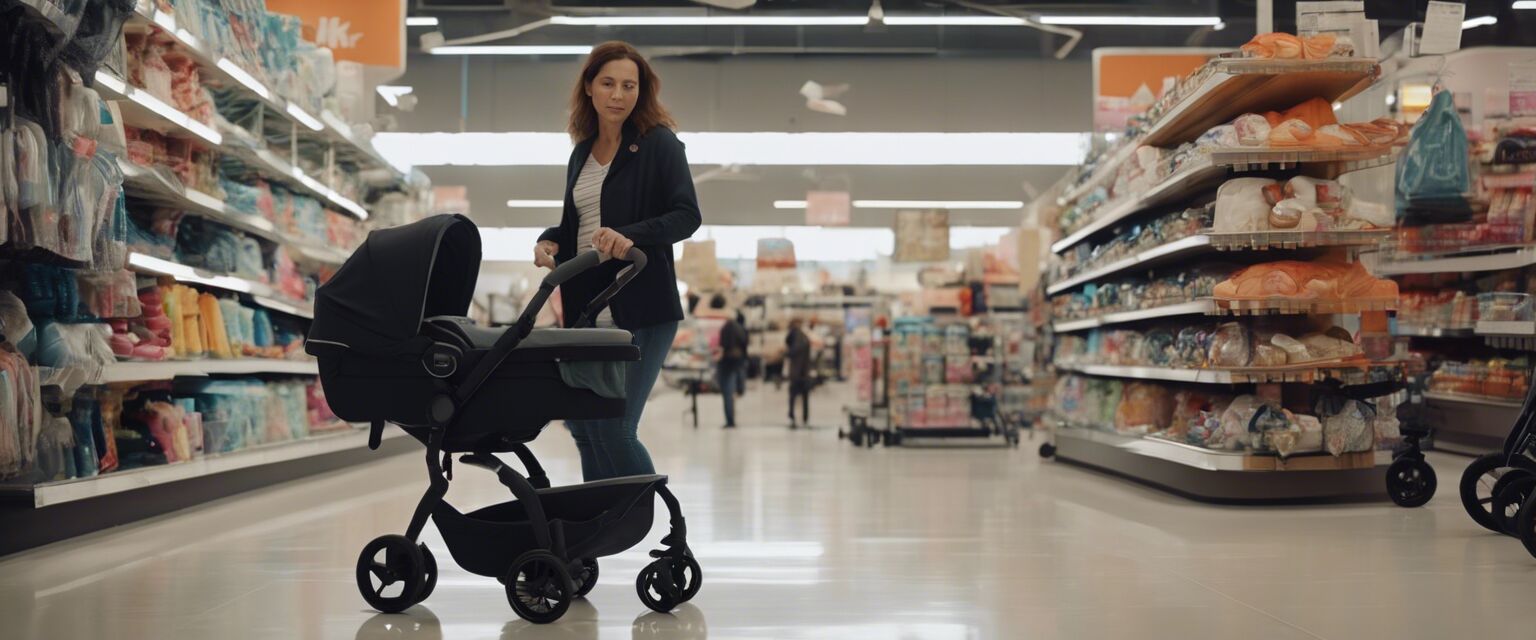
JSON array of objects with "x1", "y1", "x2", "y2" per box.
[
  {"x1": 305, "y1": 214, "x2": 701, "y2": 623},
  {"x1": 1458, "y1": 378, "x2": 1536, "y2": 555}
]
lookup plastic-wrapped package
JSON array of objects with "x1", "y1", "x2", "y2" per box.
[
  {"x1": 1174, "y1": 326, "x2": 1211, "y2": 368},
  {"x1": 1321, "y1": 399, "x2": 1375, "y2": 456},
  {"x1": 1233, "y1": 113, "x2": 1272, "y2": 146},
  {"x1": 1316, "y1": 124, "x2": 1369, "y2": 147},
  {"x1": 76, "y1": 270, "x2": 144, "y2": 319},
  {"x1": 1253, "y1": 342, "x2": 1288, "y2": 366},
  {"x1": 1214, "y1": 395, "x2": 1262, "y2": 450},
  {"x1": 1208, "y1": 322, "x2": 1253, "y2": 368},
  {"x1": 1197, "y1": 125, "x2": 1240, "y2": 150},
  {"x1": 1214, "y1": 178, "x2": 1277, "y2": 232},
  {"x1": 1213, "y1": 260, "x2": 1399, "y2": 302},
  {"x1": 1115, "y1": 383, "x2": 1175, "y2": 435},
  {"x1": 1241, "y1": 33, "x2": 1304, "y2": 59},
  {"x1": 1268, "y1": 118, "x2": 1315, "y2": 146},
  {"x1": 1298, "y1": 331, "x2": 1361, "y2": 361},
  {"x1": 1396, "y1": 90, "x2": 1471, "y2": 225},
  {"x1": 61, "y1": 0, "x2": 137, "y2": 84}
]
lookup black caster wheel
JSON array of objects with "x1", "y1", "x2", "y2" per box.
[
  {"x1": 636, "y1": 559, "x2": 680, "y2": 613},
  {"x1": 1460, "y1": 452, "x2": 1536, "y2": 533},
  {"x1": 1039, "y1": 442, "x2": 1056, "y2": 459},
  {"x1": 505, "y1": 550, "x2": 575, "y2": 624},
  {"x1": 1494, "y1": 476, "x2": 1536, "y2": 535},
  {"x1": 356, "y1": 535, "x2": 428, "y2": 613},
  {"x1": 849, "y1": 431, "x2": 863, "y2": 447},
  {"x1": 1386, "y1": 457, "x2": 1437, "y2": 508},
  {"x1": 1519, "y1": 492, "x2": 1536, "y2": 558},
  {"x1": 668, "y1": 553, "x2": 703, "y2": 603},
  {"x1": 417, "y1": 544, "x2": 438, "y2": 601},
  {"x1": 572, "y1": 558, "x2": 599, "y2": 598}
]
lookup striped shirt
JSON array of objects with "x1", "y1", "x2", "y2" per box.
[{"x1": 573, "y1": 154, "x2": 615, "y2": 327}]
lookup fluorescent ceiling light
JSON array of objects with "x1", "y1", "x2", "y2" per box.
[
  {"x1": 507, "y1": 199, "x2": 564, "y2": 208},
  {"x1": 549, "y1": 15, "x2": 869, "y2": 26},
  {"x1": 1037, "y1": 16, "x2": 1223, "y2": 26},
  {"x1": 429, "y1": 45, "x2": 594, "y2": 56},
  {"x1": 777, "y1": 200, "x2": 1024, "y2": 210},
  {"x1": 1462, "y1": 15, "x2": 1498, "y2": 28},
  {"x1": 484, "y1": 225, "x2": 1011, "y2": 262},
  {"x1": 376, "y1": 85, "x2": 414, "y2": 107},
  {"x1": 374, "y1": 131, "x2": 1090, "y2": 171},
  {"x1": 1515, "y1": 1, "x2": 1536, "y2": 9},
  {"x1": 406, "y1": 16, "x2": 439, "y2": 26},
  {"x1": 216, "y1": 58, "x2": 271, "y2": 100},
  {"x1": 882, "y1": 16, "x2": 1025, "y2": 26},
  {"x1": 285, "y1": 104, "x2": 325, "y2": 131}
]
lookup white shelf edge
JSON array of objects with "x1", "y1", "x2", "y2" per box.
[
  {"x1": 1054, "y1": 427, "x2": 1391, "y2": 473},
  {"x1": 1423, "y1": 391, "x2": 1525, "y2": 409},
  {"x1": 1046, "y1": 235, "x2": 1212, "y2": 295},
  {"x1": 1475, "y1": 320, "x2": 1536, "y2": 337},
  {"x1": 126, "y1": 252, "x2": 315, "y2": 319},
  {"x1": 1369, "y1": 247, "x2": 1536, "y2": 276},
  {"x1": 1051, "y1": 159, "x2": 1223, "y2": 255},
  {"x1": 1052, "y1": 300, "x2": 1217, "y2": 333},
  {"x1": 93, "y1": 71, "x2": 222, "y2": 146},
  {"x1": 23, "y1": 427, "x2": 398, "y2": 507},
  {"x1": 1392, "y1": 326, "x2": 1474, "y2": 338},
  {"x1": 102, "y1": 358, "x2": 319, "y2": 383},
  {"x1": 1057, "y1": 362, "x2": 1235, "y2": 384},
  {"x1": 1141, "y1": 58, "x2": 1381, "y2": 147}
]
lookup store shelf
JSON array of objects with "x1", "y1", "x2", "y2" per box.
[
  {"x1": 1476, "y1": 320, "x2": 1536, "y2": 337},
  {"x1": 1052, "y1": 160, "x2": 1225, "y2": 254},
  {"x1": 102, "y1": 358, "x2": 319, "y2": 383},
  {"x1": 8, "y1": 427, "x2": 395, "y2": 507},
  {"x1": 92, "y1": 71, "x2": 222, "y2": 146},
  {"x1": 222, "y1": 141, "x2": 371, "y2": 220},
  {"x1": 1141, "y1": 58, "x2": 1381, "y2": 148},
  {"x1": 1058, "y1": 142, "x2": 1140, "y2": 205},
  {"x1": 126, "y1": 252, "x2": 315, "y2": 319},
  {"x1": 1204, "y1": 229, "x2": 1391, "y2": 251},
  {"x1": 1057, "y1": 360, "x2": 1384, "y2": 385},
  {"x1": 1047, "y1": 235, "x2": 1212, "y2": 295},
  {"x1": 124, "y1": 0, "x2": 400, "y2": 180},
  {"x1": 1368, "y1": 246, "x2": 1536, "y2": 276},
  {"x1": 1422, "y1": 391, "x2": 1525, "y2": 409},
  {"x1": 15, "y1": 0, "x2": 71, "y2": 35},
  {"x1": 117, "y1": 161, "x2": 350, "y2": 266},
  {"x1": 1215, "y1": 297, "x2": 1395, "y2": 315},
  {"x1": 1052, "y1": 300, "x2": 1218, "y2": 333},
  {"x1": 1204, "y1": 145, "x2": 1397, "y2": 174},
  {"x1": 1052, "y1": 426, "x2": 1389, "y2": 473},
  {"x1": 1393, "y1": 326, "x2": 1474, "y2": 338}
]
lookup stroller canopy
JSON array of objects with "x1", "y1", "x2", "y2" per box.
[{"x1": 309, "y1": 214, "x2": 481, "y2": 357}]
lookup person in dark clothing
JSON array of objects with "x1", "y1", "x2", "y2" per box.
[
  {"x1": 533, "y1": 42, "x2": 702, "y2": 481},
  {"x1": 713, "y1": 295, "x2": 749, "y2": 428},
  {"x1": 785, "y1": 318, "x2": 813, "y2": 428}
]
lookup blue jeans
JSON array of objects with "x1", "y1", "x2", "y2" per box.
[
  {"x1": 717, "y1": 359, "x2": 745, "y2": 426},
  {"x1": 567, "y1": 321, "x2": 678, "y2": 481}
]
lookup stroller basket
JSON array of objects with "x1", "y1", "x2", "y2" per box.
[{"x1": 435, "y1": 476, "x2": 663, "y2": 578}]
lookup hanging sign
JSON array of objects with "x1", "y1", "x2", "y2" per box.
[
  {"x1": 265, "y1": 0, "x2": 406, "y2": 69},
  {"x1": 805, "y1": 190, "x2": 851, "y2": 226}
]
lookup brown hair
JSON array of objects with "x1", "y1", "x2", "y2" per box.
[{"x1": 568, "y1": 41, "x2": 676, "y2": 143}]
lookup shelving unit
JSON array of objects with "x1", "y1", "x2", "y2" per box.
[
  {"x1": 1042, "y1": 54, "x2": 1404, "y2": 503},
  {"x1": 126, "y1": 252, "x2": 316, "y2": 319},
  {"x1": 1368, "y1": 245, "x2": 1536, "y2": 276},
  {"x1": 102, "y1": 358, "x2": 319, "y2": 383}
]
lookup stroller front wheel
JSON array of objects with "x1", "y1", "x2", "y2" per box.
[
  {"x1": 1518, "y1": 492, "x2": 1536, "y2": 557},
  {"x1": 356, "y1": 535, "x2": 430, "y2": 613},
  {"x1": 573, "y1": 558, "x2": 600, "y2": 598},
  {"x1": 1460, "y1": 452, "x2": 1536, "y2": 532},
  {"x1": 506, "y1": 550, "x2": 575, "y2": 624},
  {"x1": 1386, "y1": 458, "x2": 1437, "y2": 508}
]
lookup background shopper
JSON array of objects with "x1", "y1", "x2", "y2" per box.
[
  {"x1": 713, "y1": 295, "x2": 749, "y2": 428},
  {"x1": 533, "y1": 41, "x2": 702, "y2": 481},
  {"x1": 785, "y1": 318, "x2": 813, "y2": 428}
]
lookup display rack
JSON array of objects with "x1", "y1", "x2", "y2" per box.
[
  {"x1": 102, "y1": 358, "x2": 319, "y2": 383},
  {"x1": 126, "y1": 253, "x2": 316, "y2": 319},
  {"x1": 1041, "y1": 52, "x2": 1408, "y2": 503}
]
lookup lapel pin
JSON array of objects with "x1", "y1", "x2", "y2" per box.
[{"x1": 629, "y1": 144, "x2": 639, "y2": 153}]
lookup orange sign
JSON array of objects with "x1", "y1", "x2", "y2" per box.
[
  {"x1": 1092, "y1": 48, "x2": 1221, "y2": 132},
  {"x1": 264, "y1": 0, "x2": 405, "y2": 69}
]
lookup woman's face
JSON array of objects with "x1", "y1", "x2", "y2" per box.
[{"x1": 587, "y1": 58, "x2": 641, "y2": 128}]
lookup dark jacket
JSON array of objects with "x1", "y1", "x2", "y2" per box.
[
  {"x1": 539, "y1": 124, "x2": 702, "y2": 329},
  {"x1": 785, "y1": 328, "x2": 812, "y2": 381},
  {"x1": 719, "y1": 318, "x2": 749, "y2": 365}
]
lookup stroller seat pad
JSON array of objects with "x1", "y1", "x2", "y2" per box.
[{"x1": 425, "y1": 316, "x2": 633, "y2": 350}]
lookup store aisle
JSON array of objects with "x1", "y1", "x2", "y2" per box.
[{"x1": 2, "y1": 383, "x2": 1535, "y2": 640}]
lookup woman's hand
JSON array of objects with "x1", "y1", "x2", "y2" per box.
[
  {"x1": 591, "y1": 227, "x2": 635, "y2": 258},
  {"x1": 534, "y1": 240, "x2": 559, "y2": 269}
]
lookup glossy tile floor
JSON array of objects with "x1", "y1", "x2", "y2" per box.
[{"x1": 4, "y1": 382, "x2": 1536, "y2": 639}]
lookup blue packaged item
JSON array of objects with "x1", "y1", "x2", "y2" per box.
[
  {"x1": 252, "y1": 308, "x2": 274, "y2": 347},
  {"x1": 1396, "y1": 89, "x2": 1471, "y2": 226},
  {"x1": 68, "y1": 393, "x2": 100, "y2": 478}
]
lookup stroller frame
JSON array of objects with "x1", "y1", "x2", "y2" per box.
[
  {"x1": 327, "y1": 242, "x2": 701, "y2": 623},
  {"x1": 1457, "y1": 374, "x2": 1536, "y2": 556}
]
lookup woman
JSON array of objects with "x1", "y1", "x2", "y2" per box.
[{"x1": 533, "y1": 41, "x2": 702, "y2": 481}]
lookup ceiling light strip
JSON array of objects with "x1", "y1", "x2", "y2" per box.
[
  {"x1": 429, "y1": 45, "x2": 595, "y2": 56},
  {"x1": 549, "y1": 15, "x2": 869, "y2": 26},
  {"x1": 406, "y1": 17, "x2": 439, "y2": 26},
  {"x1": 1036, "y1": 16, "x2": 1223, "y2": 26}
]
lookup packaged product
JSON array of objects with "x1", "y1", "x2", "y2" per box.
[
  {"x1": 1208, "y1": 322, "x2": 1253, "y2": 368},
  {"x1": 1233, "y1": 113, "x2": 1272, "y2": 146},
  {"x1": 1320, "y1": 399, "x2": 1375, "y2": 456},
  {"x1": 1114, "y1": 383, "x2": 1175, "y2": 435},
  {"x1": 1396, "y1": 90, "x2": 1471, "y2": 225},
  {"x1": 1214, "y1": 178, "x2": 1278, "y2": 232}
]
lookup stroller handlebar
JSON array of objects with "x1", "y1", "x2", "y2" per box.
[{"x1": 452, "y1": 248, "x2": 647, "y2": 408}]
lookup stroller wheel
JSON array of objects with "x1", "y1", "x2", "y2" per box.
[
  {"x1": 506, "y1": 550, "x2": 575, "y2": 624},
  {"x1": 356, "y1": 535, "x2": 429, "y2": 613},
  {"x1": 1518, "y1": 492, "x2": 1536, "y2": 558},
  {"x1": 669, "y1": 554, "x2": 703, "y2": 603},
  {"x1": 636, "y1": 560, "x2": 680, "y2": 613},
  {"x1": 1039, "y1": 442, "x2": 1056, "y2": 459},
  {"x1": 417, "y1": 544, "x2": 438, "y2": 602},
  {"x1": 573, "y1": 558, "x2": 600, "y2": 598},
  {"x1": 1494, "y1": 476, "x2": 1536, "y2": 535},
  {"x1": 1460, "y1": 453, "x2": 1536, "y2": 533},
  {"x1": 1385, "y1": 458, "x2": 1437, "y2": 508}
]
